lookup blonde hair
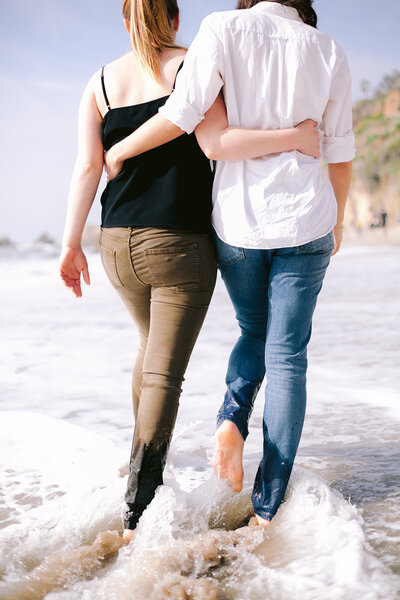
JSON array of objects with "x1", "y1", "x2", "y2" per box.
[{"x1": 122, "y1": 0, "x2": 183, "y2": 80}]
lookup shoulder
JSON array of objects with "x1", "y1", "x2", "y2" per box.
[
  {"x1": 85, "y1": 56, "x2": 121, "y2": 97},
  {"x1": 79, "y1": 68, "x2": 102, "y2": 104},
  {"x1": 307, "y1": 26, "x2": 347, "y2": 60},
  {"x1": 83, "y1": 68, "x2": 106, "y2": 113},
  {"x1": 200, "y1": 10, "x2": 238, "y2": 33},
  {"x1": 89, "y1": 54, "x2": 132, "y2": 111}
]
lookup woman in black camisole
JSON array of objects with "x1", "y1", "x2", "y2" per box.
[{"x1": 59, "y1": 0, "x2": 320, "y2": 543}]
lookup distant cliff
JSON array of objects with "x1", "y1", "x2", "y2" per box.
[{"x1": 347, "y1": 73, "x2": 400, "y2": 229}]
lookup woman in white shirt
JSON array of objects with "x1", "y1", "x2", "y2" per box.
[{"x1": 105, "y1": 0, "x2": 355, "y2": 529}]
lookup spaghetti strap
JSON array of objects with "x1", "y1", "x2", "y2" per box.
[
  {"x1": 101, "y1": 66, "x2": 111, "y2": 110},
  {"x1": 173, "y1": 61, "x2": 184, "y2": 90}
]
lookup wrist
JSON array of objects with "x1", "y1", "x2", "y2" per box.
[
  {"x1": 291, "y1": 127, "x2": 302, "y2": 152},
  {"x1": 335, "y1": 217, "x2": 345, "y2": 228},
  {"x1": 274, "y1": 128, "x2": 298, "y2": 153},
  {"x1": 112, "y1": 140, "x2": 127, "y2": 164},
  {"x1": 62, "y1": 239, "x2": 82, "y2": 250}
]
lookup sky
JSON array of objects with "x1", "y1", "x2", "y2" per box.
[{"x1": 1, "y1": 0, "x2": 400, "y2": 244}]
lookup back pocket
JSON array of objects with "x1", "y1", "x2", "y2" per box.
[
  {"x1": 100, "y1": 245, "x2": 124, "y2": 288},
  {"x1": 297, "y1": 231, "x2": 334, "y2": 254},
  {"x1": 213, "y1": 232, "x2": 245, "y2": 266},
  {"x1": 144, "y1": 243, "x2": 201, "y2": 290}
]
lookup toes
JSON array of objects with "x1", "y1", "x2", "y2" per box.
[
  {"x1": 231, "y1": 480, "x2": 243, "y2": 492},
  {"x1": 122, "y1": 529, "x2": 135, "y2": 543},
  {"x1": 254, "y1": 515, "x2": 271, "y2": 529}
]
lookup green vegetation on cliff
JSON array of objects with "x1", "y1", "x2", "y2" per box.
[{"x1": 350, "y1": 71, "x2": 400, "y2": 226}]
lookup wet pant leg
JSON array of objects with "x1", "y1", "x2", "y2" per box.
[{"x1": 100, "y1": 227, "x2": 217, "y2": 530}]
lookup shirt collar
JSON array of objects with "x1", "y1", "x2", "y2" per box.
[{"x1": 251, "y1": 1, "x2": 303, "y2": 23}]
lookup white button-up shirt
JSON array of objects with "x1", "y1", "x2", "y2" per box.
[{"x1": 159, "y1": 2, "x2": 356, "y2": 249}]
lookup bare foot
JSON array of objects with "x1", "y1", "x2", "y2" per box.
[
  {"x1": 123, "y1": 529, "x2": 135, "y2": 543},
  {"x1": 213, "y1": 421, "x2": 244, "y2": 492},
  {"x1": 254, "y1": 514, "x2": 271, "y2": 529}
]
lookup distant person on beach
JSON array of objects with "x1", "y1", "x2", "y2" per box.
[
  {"x1": 59, "y1": 0, "x2": 320, "y2": 543},
  {"x1": 105, "y1": 0, "x2": 355, "y2": 529}
]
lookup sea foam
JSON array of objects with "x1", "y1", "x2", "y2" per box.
[{"x1": 0, "y1": 411, "x2": 398, "y2": 600}]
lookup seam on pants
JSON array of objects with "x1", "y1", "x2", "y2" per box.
[{"x1": 128, "y1": 228, "x2": 149, "y2": 286}]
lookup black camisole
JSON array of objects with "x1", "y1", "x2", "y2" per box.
[{"x1": 100, "y1": 64, "x2": 213, "y2": 233}]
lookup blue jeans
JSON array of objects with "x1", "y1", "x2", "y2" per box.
[{"x1": 214, "y1": 231, "x2": 334, "y2": 521}]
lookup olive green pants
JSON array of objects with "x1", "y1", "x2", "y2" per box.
[{"x1": 99, "y1": 227, "x2": 217, "y2": 529}]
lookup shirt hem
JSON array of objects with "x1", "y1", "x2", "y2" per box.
[
  {"x1": 212, "y1": 224, "x2": 336, "y2": 250},
  {"x1": 101, "y1": 222, "x2": 211, "y2": 233}
]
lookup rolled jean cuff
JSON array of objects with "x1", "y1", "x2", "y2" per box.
[
  {"x1": 216, "y1": 413, "x2": 249, "y2": 440},
  {"x1": 124, "y1": 503, "x2": 146, "y2": 530}
]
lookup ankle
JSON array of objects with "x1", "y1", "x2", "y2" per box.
[{"x1": 216, "y1": 420, "x2": 244, "y2": 442}]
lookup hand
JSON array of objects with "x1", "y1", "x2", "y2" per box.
[
  {"x1": 295, "y1": 119, "x2": 321, "y2": 159},
  {"x1": 104, "y1": 145, "x2": 123, "y2": 182},
  {"x1": 332, "y1": 224, "x2": 343, "y2": 256},
  {"x1": 59, "y1": 245, "x2": 90, "y2": 298}
]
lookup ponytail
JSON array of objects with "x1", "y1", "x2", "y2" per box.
[
  {"x1": 236, "y1": 0, "x2": 318, "y2": 29},
  {"x1": 122, "y1": 0, "x2": 183, "y2": 80}
]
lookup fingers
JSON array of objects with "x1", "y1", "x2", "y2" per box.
[
  {"x1": 62, "y1": 277, "x2": 82, "y2": 298},
  {"x1": 331, "y1": 239, "x2": 341, "y2": 256},
  {"x1": 65, "y1": 278, "x2": 81, "y2": 298},
  {"x1": 72, "y1": 281, "x2": 82, "y2": 298},
  {"x1": 298, "y1": 118, "x2": 318, "y2": 128},
  {"x1": 59, "y1": 267, "x2": 82, "y2": 298},
  {"x1": 82, "y1": 264, "x2": 91, "y2": 286}
]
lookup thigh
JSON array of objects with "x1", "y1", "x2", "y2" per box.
[
  {"x1": 213, "y1": 232, "x2": 269, "y2": 336},
  {"x1": 99, "y1": 227, "x2": 151, "y2": 340},
  {"x1": 266, "y1": 232, "x2": 334, "y2": 358},
  {"x1": 140, "y1": 230, "x2": 217, "y2": 379}
]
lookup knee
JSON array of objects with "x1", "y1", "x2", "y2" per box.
[
  {"x1": 238, "y1": 317, "x2": 267, "y2": 340},
  {"x1": 266, "y1": 346, "x2": 308, "y2": 377},
  {"x1": 141, "y1": 372, "x2": 183, "y2": 393}
]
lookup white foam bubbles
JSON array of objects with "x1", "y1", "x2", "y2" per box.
[
  {"x1": 28, "y1": 459, "x2": 400, "y2": 600},
  {"x1": 0, "y1": 411, "x2": 126, "y2": 587}
]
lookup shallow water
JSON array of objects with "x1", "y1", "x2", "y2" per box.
[{"x1": 0, "y1": 244, "x2": 399, "y2": 599}]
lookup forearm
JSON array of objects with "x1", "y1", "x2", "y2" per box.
[
  {"x1": 112, "y1": 114, "x2": 184, "y2": 162},
  {"x1": 201, "y1": 127, "x2": 300, "y2": 162},
  {"x1": 328, "y1": 161, "x2": 353, "y2": 225},
  {"x1": 62, "y1": 162, "x2": 103, "y2": 248}
]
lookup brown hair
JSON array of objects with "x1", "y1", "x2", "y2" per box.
[
  {"x1": 236, "y1": 0, "x2": 318, "y2": 28},
  {"x1": 122, "y1": 0, "x2": 183, "y2": 80}
]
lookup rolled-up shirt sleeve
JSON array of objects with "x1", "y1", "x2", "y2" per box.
[
  {"x1": 321, "y1": 48, "x2": 356, "y2": 163},
  {"x1": 159, "y1": 15, "x2": 224, "y2": 134}
]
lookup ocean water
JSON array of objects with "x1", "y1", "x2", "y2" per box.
[{"x1": 0, "y1": 243, "x2": 399, "y2": 600}]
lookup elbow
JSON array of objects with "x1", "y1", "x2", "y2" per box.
[
  {"x1": 75, "y1": 160, "x2": 103, "y2": 178},
  {"x1": 196, "y1": 134, "x2": 223, "y2": 161},
  {"x1": 201, "y1": 140, "x2": 224, "y2": 161},
  {"x1": 203, "y1": 146, "x2": 220, "y2": 161}
]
